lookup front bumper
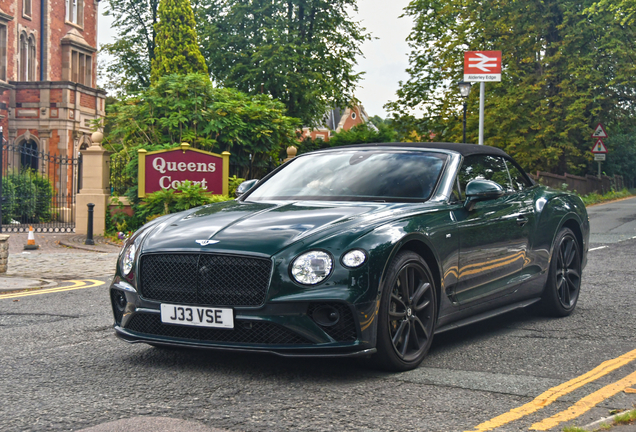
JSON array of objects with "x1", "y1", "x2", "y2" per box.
[{"x1": 110, "y1": 278, "x2": 378, "y2": 358}]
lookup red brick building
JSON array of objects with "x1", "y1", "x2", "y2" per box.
[
  {"x1": 301, "y1": 105, "x2": 376, "y2": 142},
  {"x1": 0, "y1": 0, "x2": 105, "y2": 164}
]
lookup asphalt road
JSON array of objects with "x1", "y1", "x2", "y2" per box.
[
  {"x1": 1, "y1": 199, "x2": 636, "y2": 432},
  {"x1": 588, "y1": 197, "x2": 636, "y2": 244}
]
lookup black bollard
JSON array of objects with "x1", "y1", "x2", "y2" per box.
[{"x1": 85, "y1": 203, "x2": 95, "y2": 245}]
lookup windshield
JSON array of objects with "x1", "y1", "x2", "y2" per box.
[{"x1": 245, "y1": 150, "x2": 448, "y2": 202}]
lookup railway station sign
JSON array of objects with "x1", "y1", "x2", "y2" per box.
[
  {"x1": 138, "y1": 143, "x2": 230, "y2": 198},
  {"x1": 464, "y1": 51, "x2": 502, "y2": 82}
]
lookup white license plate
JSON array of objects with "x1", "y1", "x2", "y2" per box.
[{"x1": 160, "y1": 304, "x2": 234, "y2": 329}]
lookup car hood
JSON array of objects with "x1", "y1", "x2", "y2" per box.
[{"x1": 140, "y1": 200, "x2": 426, "y2": 256}]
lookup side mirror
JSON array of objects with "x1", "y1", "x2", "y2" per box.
[
  {"x1": 464, "y1": 179, "x2": 504, "y2": 211},
  {"x1": 236, "y1": 179, "x2": 259, "y2": 197}
]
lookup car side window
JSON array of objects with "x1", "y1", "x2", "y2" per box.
[
  {"x1": 458, "y1": 155, "x2": 512, "y2": 199},
  {"x1": 505, "y1": 160, "x2": 532, "y2": 191}
]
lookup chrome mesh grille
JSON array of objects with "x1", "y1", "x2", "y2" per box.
[{"x1": 139, "y1": 253, "x2": 272, "y2": 306}]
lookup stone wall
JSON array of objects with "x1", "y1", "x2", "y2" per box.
[{"x1": 0, "y1": 234, "x2": 9, "y2": 273}]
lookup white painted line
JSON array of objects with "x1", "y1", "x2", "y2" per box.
[{"x1": 589, "y1": 246, "x2": 608, "y2": 251}]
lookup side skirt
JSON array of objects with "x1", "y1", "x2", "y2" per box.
[{"x1": 434, "y1": 297, "x2": 541, "y2": 335}]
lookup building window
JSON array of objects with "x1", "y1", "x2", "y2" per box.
[
  {"x1": 0, "y1": 24, "x2": 6, "y2": 81},
  {"x1": 21, "y1": 140, "x2": 39, "y2": 171},
  {"x1": 19, "y1": 34, "x2": 27, "y2": 80},
  {"x1": 18, "y1": 33, "x2": 36, "y2": 81},
  {"x1": 28, "y1": 36, "x2": 36, "y2": 80},
  {"x1": 23, "y1": 0, "x2": 32, "y2": 17},
  {"x1": 71, "y1": 50, "x2": 92, "y2": 86},
  {"x1": 66, "y1": 0, "x2": 83, "y2": 26}
]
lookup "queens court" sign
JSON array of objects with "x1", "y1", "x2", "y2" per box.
[{"x1": 138, "y1": 143, "x2": 230, "y2": 197}]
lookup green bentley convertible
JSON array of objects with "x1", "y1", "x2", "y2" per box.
[{"x1": 110, "y1": 143, "x2": 589, "y2": 371}]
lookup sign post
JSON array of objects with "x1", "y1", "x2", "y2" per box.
[
  {"x1": 138, "y1": 143, "x2": 231, "y2": 198},
  {"x1": 464, "y1": 51, "x2": 502, "y2": 145},
  {"x1": 590, "y1": 135, "x2": 608, "y2": 178}
]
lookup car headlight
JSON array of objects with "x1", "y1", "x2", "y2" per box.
[
  {"x1": 291, "y1": 251, "x2": 333, "y2": 285},
  {"x1": 341, "y1": 249, "x2": 367, "y2": 268},
  {"x1": 121, "y1": 243, "x2": 136, "y2": 276}
]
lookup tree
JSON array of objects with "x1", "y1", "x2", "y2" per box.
[
  {"x1": 197, "y1": 0, "x2": 371, "y2": 126},
  {"x1": 105, "y1": 74, "x2": 300, "y2": 184},
  {"x1": 597, "y1": 123, "x2": 636, "y2": 188},
  {"x1": 388, "y1": 0, "x2": 636, "y2": 175},
  {"x1": 101, "y1": 0, "x2": 159, "y2": 95},
  {"x1": 588, "y1": 0, "x2": 636, "y2": 25},
  {"x1": 151, "y1": 0, "x2": 208, "y2": 83},
  {"x1": 298, "y1": 122, "x2": 397, "y2": 154}
]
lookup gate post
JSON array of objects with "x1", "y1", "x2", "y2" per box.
[{"x1": 76, "y1": 132, "x2": 110, "y2": 236}]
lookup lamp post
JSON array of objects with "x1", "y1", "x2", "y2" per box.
[{"x1": 458, "y1": 81, "x2": 472, "y2": 143}]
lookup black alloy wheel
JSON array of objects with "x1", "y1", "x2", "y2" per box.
[
  {"x1": 532, "y1": 227, "x2": 581, "y2": 317},
  {"x1": 371, "y1": 251, "x2": 437, "y2": 371},
  {"x1": 555, "y1": 232, "x2": 581, "y2": 309}
]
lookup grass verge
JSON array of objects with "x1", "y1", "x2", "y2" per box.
[
  {"x1": 562, "y1": 408, "x2": 636, "y2": 431},
  {"x1": 581, "y1": 188, "x2": 634, "y2": 206}
]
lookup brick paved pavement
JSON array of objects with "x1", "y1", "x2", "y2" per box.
[{"x1": 2, "y1": 233, "x2": 120, "y2": 280}]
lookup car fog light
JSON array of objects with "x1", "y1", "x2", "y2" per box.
[
  {"x1": 113, "y1": 291, "x2": 127, "y2": 311},
  {"x1": 291, "y1": 251, "x2": 333, "y2": 285},
  {"x1": 341, "y1": 249, "x2": 367, "y2": 268},
  {"x1": 121, "y1": 243, "x2": 136, "y2": 276}
]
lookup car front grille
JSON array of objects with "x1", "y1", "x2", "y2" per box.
[
  {"x1": 124, "y1": 313, "x2": 312, "y2": 345},
  {"x1": 139, "y1": 253, "x2": 272, "y2": 306}
]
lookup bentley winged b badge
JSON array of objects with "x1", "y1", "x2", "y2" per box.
[{"x1": 195, "y1": 240, "x2": 219, "y2": 246}]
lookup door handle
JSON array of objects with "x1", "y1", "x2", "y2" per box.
[{"x1": 517, "y1": 215, "x2": 528, "y2": 227}]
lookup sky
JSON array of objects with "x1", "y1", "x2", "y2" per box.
[{"x1": 96, "y1": 0, "x2": 414, "y2": 119}]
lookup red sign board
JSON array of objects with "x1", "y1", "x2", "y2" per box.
[
  {"x1": 464, "y1": 51, "x2": 502, "y2": 82},
  {"x1": 138, "y1": 144, "x2": 230, "y2": 197},
  {"x1": 591, "y1": 139, "x2": 608, "y2": 154}
]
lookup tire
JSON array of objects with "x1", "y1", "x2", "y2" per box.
[
  {"x1": 369, "y1": 251, "x2": 437, "y2": 372},
  {"x1": 532, "y1": 227, "x2": 582, "y2": 317}
]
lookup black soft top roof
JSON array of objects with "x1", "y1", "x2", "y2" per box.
[{"x1": 325, "y1": 142, "x2": 509, "y2": 158}]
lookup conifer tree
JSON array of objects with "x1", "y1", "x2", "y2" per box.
[{"x1": 150, "y1": 0, "x2": 208, "y2": 84}]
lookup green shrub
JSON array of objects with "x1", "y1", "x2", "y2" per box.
[
  {"x1": 1, "y1": 176, "x2": 17, "y2": 224},
  {"x1": 0, "y1": 170, "x2": 54, "y2": 223},
  {"x1": 228, "y1": 175, "x2": 245, "y2": 197},
  {"x1": 133, "y1": 181, "x2": 234, "y2": 227},
  {"x1": 31, "y1": 172, "x2": 54, "y2": 222}
]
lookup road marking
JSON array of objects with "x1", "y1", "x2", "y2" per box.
[
  {"x1": 465, "y1": 348, "x2": 636, "y2": 432},
  {"x1": 589, "y1": 246, "x2": 608, "y2": 251},
  {"x1": 0, "y1": 279, "x2": 105, "y2": 299},
  {"x1": 530, "y1": 370, "x2": 636, "y2": 430}
]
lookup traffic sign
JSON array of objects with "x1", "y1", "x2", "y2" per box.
[
  {"x1": 594, "y1": 154, "x2": 606, "y2": 161},
  {"x1": 591, "y1": 123, "x2": 608, "y2": 139},
  {"x1": 464, "y1": 51, "x2": 502, "y2": 82},
  {"x1": 591, "y1": 139, "x2": 608, "y2": 154}
]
